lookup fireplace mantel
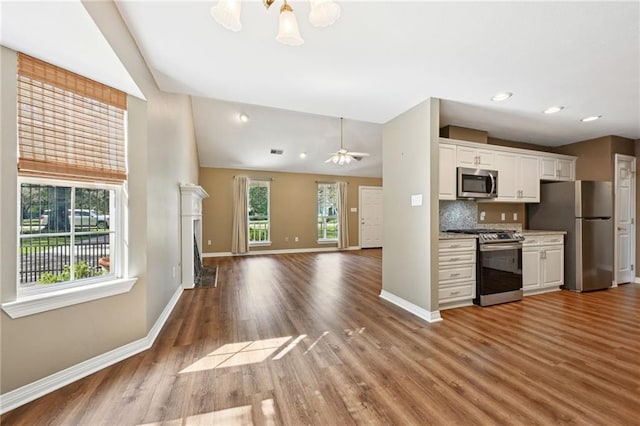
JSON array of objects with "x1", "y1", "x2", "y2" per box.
[{"x1": 180, "y1": 184, "x2": 209, "y2": 288}]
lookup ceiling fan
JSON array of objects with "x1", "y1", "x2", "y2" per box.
[{"x1": 325, "y1": 117, "x2": 370, "y2": 165}]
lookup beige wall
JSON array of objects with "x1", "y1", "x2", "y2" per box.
[
  {"x1": 440, "y1": 125, "x2": 488, "y2": 143},
  {"x1": 637, "y1": 139, "x2": 640, "y2": 281},
  {"x1": 553, "y1": 135, "x2": 635, "y2": 181},
  {"x1": 382, "y1": 98, "x2": 440, "y2": 313},
  {"x1": 1, "y1": 0, "x2": 199, "y2": 395},
  {"x1": 200, "y1": 168, "x2": 381, "y2": 253},
  {"x1": 86, "y1": 0, "x2": 200, "y2": 340},
  {"x1": 488, "y1": 137, "x2": 553, "y2": 153}
]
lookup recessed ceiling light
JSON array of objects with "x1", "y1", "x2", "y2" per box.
[
  {"x1": 238, "y1": 113, "x2": 249, "y2": 123},
  {"x1": 491, "y1": 92, "x2": 513, "y2": 102},
  {"x1": 543, "y1": 106, "x2": 565, "y2": 114},
  {"x1": 299, "y1": 152, "x2": 307, "y2": 159},
  {"x1": 580, "y1": 115, "x2": 602, "y2": 122}
]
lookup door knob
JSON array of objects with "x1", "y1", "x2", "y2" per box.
[{"x1": 617, "y1": 227, "x2": 624, "y2": 231}]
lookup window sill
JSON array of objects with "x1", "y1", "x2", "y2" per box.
[
  {"x1": 1, "y1": 277, "x2": 138, "y2": 319},
  {"x1": 249, "y1": 242, "x2": 272, "y2": 247},
  {"x1": 317, "y1": 240, "x2": 338, "y2": 245}
]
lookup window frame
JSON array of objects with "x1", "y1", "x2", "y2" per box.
[
  {"x1": 2, "y1": 176, "x2": 135, "y2": 319},
  {"x1": 248, "y1": 179, "x2": 271, "y2": 246},
  {"x1": 16, "y1": 176, "x2": 124, "y2": 296},
  {"x1": 317, "y1": 182, "x2": 339, "y2": 243}
]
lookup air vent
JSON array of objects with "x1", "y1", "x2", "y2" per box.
[{"x1": 270, "y1": 149, "x2": 284, "y2": 155}]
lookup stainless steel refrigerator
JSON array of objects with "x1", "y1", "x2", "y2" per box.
[{"x1": 528, "y1": 181, "x2": 613, "y2": 292}]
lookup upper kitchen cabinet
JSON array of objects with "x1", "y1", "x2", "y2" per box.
[
  {"x1": 439, "y1": 143, "x2": 457, "y2": 200},
  {"x1": 540, "y1": 157, "x2": 574, "y2": 181},
  {"x1": 494, "y1": 152, "x2": 540, "y2": 202},
  {"x1": 456, "y1": 146, "x2": 494, "y2": 169}
]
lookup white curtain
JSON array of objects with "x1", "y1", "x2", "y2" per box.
[
  {"x1": 231, "y1": 176, "x2": 249, "y2": 254},
  {"x1": 337, "y1": 181, "x2": 349, "y2": 249}
]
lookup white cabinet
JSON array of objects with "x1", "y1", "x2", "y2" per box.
[
  {"x1": 540, "y1": 157, "x2": 574, "y2": 181},
  {"x1": 522, "y1": 234, "x2": 564, "y2": 295},
  {"x1": 456, "y1": 146, "x2": 494, "y2": 169},
  {"x1": 439, "y1": 143, "x2": 457, "y2": 200},
  {"x1": 494, "y1": 153, "x2": 540, "y2": 202},
  {"x1": 438, "y1": 238, "x2": 476, "y2": 309}
]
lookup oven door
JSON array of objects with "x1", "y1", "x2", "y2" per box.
[{"x1": 475, "y1": 242, "x2": 523, "y2": 306}]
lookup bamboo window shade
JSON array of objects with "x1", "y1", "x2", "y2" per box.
[{"x1": 17, "y1": 53, "x2": 127, "y2": 183}]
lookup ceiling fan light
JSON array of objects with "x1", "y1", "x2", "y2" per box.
[
  {"x1": 276, "y1": 2, "x2": 304, "y2": 46},
  {"x1": 211, "y1": 0, "x2": 242, "y2": 32},
  {"x1": 309, "y1": 0, "x2": 341, "y2": 27}
]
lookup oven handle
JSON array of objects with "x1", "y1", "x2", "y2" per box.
[{"x1": 479, "y1": 243, "x2": 523, "y2": 252}]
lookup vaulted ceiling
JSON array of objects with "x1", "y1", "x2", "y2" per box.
[{"x1": 2, "y1": 1, "x2": 639, "y2": 178}]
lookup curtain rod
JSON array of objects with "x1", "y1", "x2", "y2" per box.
[
  {"x1": 234, "y1": 176, "x2": 274, "y2": 181},
  {"x1": 315, "y1": 180, "x2": 349, "y2": 184}
]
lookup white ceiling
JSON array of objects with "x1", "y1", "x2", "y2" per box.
[{"x1": 2, "y1": 1, "x2": 639, "y2": 178}]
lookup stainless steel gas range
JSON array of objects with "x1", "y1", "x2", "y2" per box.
[{"x1": 446, "y1": 229, "x2": 525, "y2": 306}]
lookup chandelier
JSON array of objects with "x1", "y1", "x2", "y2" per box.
[{"x1": 211, "y1": 0, "x2": 341, "y2": 46}]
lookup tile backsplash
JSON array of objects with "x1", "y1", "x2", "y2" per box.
[
  {"x1": 439, "y1": 200, "x2": 476, "y2": 230},
  {"x1": 439, "y1": 200, "x2": 523, "y2": 231}
]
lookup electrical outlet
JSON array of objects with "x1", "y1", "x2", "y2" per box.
[
  {"x1": 513, "y1": 213, "x2": 518, "y2": 221},
  {"x1": 480, "y1": 211, "x2": 486, "y2": 221},
  {"x1": 294, "y1": 236, "x2": 299, "y2": 242},
  {"x1": 207, "y1": 240, "x2": 212, "y2": 246},
  {"x1": 501, "y1": 213, "x2": 506, "y2": 221}
]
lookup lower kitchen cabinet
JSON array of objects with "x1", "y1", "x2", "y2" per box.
[
  {"x1": 438, "y1": 238, "x2": 476, "y2": 309},
  {"x1": 522, "y1": 233, "x2": 564, "y2": 295}
]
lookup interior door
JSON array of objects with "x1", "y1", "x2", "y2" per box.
[
  {"x1": 615, "y1": 154, "x2": 636, "y2": 284},
  {"x1": 359, "y1": 186, "x2": 383, "y2": 248}
]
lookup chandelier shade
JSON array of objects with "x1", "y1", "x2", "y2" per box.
[
  {"x1": 276, "y1": 2, "x2": 304, "y2": 46},
  {"x1": 210, "y1": 0, "x2": 242, "y2": 32},
  {"x1": 309, "y1": 0, "x2": 341, "y2": 27}
]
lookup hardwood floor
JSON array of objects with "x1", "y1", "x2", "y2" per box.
[{"x1": 3, "y1": 249, "x2": 639, "y2": 425}]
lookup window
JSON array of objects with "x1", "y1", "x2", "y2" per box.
[
  {"x1": 317, "y1": 183, "x2": 338, "y2": 241},
  {"x1": 248, "y1": 180, "x2": 270, "y2": 244},
  {"x1": 19, "y1": 179, "x2": 120, "y2": 295},
  {"x1": 6, "y1": 53, "x2": 134, "y2": 314}
]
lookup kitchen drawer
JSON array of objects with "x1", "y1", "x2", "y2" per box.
[
  {"x1": 542, "y1": 235, "x2": 564, "y2": 245},
  {"x1": 523, "y1": 236, "x2": 542, "y2": 246},
  {"x1": 439, "y1": 251, "x2": 476, "y2": 266},
  {"x1": 439, "y1": 283, "x2": 474, "y2": 301},
  {"x1": 439, "y1": 265, "x2": 475, "y2": 284},
  {"x1": 439, "y1": 239, "x2": 476, "y2": 252}
]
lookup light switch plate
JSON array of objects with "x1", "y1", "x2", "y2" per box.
[
  {"x1": 411, "y1": 194, "x2": 422, "y2": 206},
  {"x1": 350, "y1": 207, "x2": 357, "y2": 212}
]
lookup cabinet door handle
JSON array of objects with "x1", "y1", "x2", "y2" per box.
[
  {"x1": 450, "y1": 273, "x2": 460, "y2": 277},
  {"x1": 450, "y1": 290, "x2": 460, "y2": 295},
  {"x1": 449, "y1": 244, "x2": 460, "y2": 248},
  {"x1": 449, "y1": 257, "x2": 460, "y2": 262}
]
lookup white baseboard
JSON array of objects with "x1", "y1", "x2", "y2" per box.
[
  {"x1": 0, "y1": 285, "x2": 184, "y2": 415},
  {"x1": 379, "y1": 290, "x2": 442, "y2": 323},
  {"x1": 203, "y1": 245, "x2": 361, "y2": 258}
]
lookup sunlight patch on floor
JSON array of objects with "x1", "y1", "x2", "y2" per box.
[
  {"x1": 180, "y1": 336, "x2": 306, "y2": 374},
  {"x1": 136, "y1": 398, "x2": 276, "y2": 425}
]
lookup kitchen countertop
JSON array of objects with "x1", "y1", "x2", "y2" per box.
[
  {"x1": 439, "y1": 233, "x2": 479, "y2": 240},
  {"x1": 439, "y1": 230, "x2": 566, "y2": 240},
  {"x1": 522, "y1": 229, "x2": 567, "y2": 235}
]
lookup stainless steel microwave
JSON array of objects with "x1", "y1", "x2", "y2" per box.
[{"x1": 457, "y1": 167, "x2": 498, "y2": 199}]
